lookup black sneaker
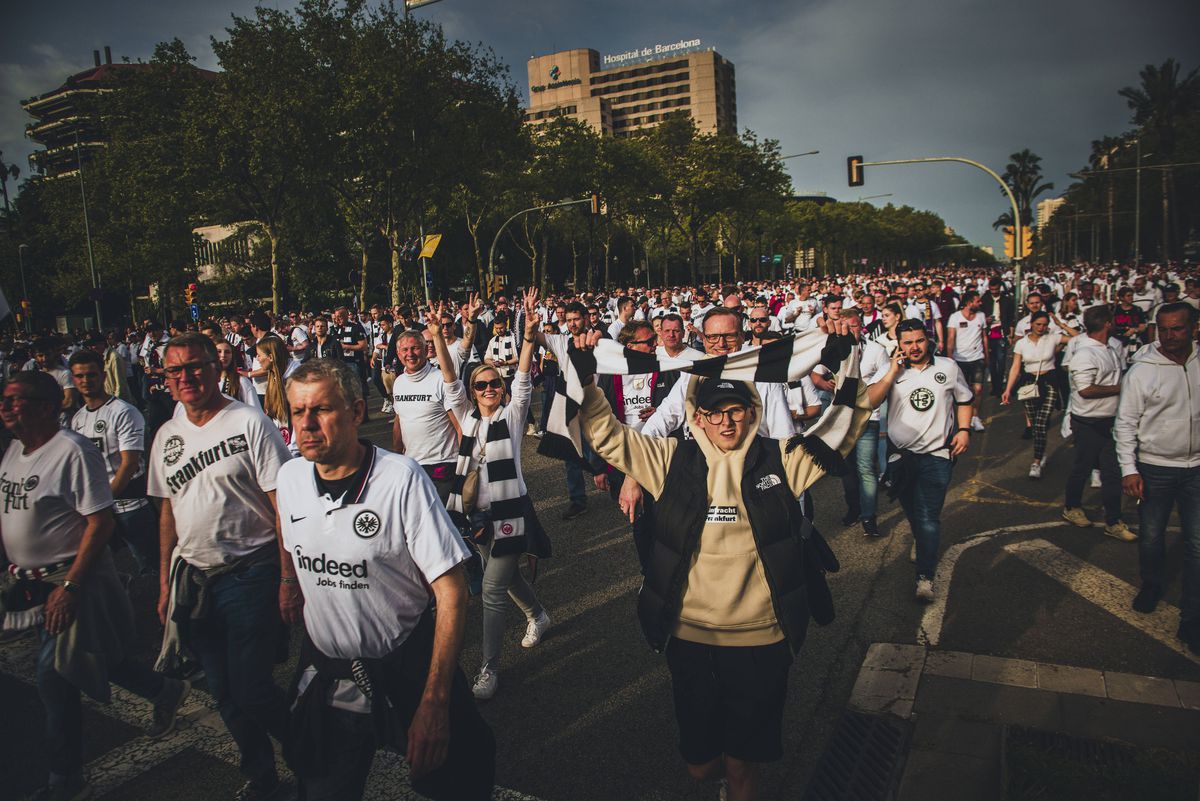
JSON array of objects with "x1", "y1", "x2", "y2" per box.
[
  {"x1": 147, "y1": 678, "x2": 190, "y2": 739},
  {"x1": 1131, "y1": 583, "x2": 1162, "y2": 614},
  {"x1": 840, "y1": 509, "x2": 861, "y2": 527},
  {"x1": 862, "y1": 517, "x2": 883, "y2": 538},
  {"x1": 561, "y1": 502, "x2": 587, "y2": 520}
]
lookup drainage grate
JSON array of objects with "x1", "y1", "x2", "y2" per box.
[{"x1": 802, "y1": 711, "x2": 910, "y2": 801}]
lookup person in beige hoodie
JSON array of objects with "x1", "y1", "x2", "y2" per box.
[{"x1": 574, "y1": 323, "x2": 869, "y2": 801}]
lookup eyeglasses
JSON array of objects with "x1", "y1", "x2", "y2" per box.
[
  {"x1": 700, "y1": 407, "x2": 748, "y2": 425},
  {"x1": 749, "y1": 317, "x2": 770, "y2": 324},
  {"x1": 473, "y1": 378, "x2": 504, "y2": 391},
  {"x1": 703, "y1": 332, "x2": 742, "y2": 344},
  {"x1": 164, "y1": 361, "x2": 215, "y2": 378}
]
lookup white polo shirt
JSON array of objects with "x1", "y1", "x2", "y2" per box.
[
  {"x1": 278, "y1": 446, "x2": 469, "y2": 661},
  {"x1": 71, "y1": 396, "x2": 149, "y2": 513},
  {"x1": 0, "y1": 429, "x2": 113, "y2": 568},
  {"x1": 884, "y1": 357, "x2": 973, "y2": 456},
  {"x1": 148, "y1": 400, "x2": 290, "y2": 569},
  {"x1": 391, "y1": 363, "x2": 467, "y2": 465}
]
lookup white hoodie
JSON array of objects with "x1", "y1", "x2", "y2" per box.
[{"x1": 1114, "y1": 344, "x2": 1200, "y2": 475}]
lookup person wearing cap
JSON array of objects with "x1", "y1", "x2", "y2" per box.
[{"x1": 572, "y1": 321, "x2": 869, "y2": 801}]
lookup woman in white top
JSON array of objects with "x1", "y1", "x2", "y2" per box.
[
  {"x1": 1001, "y1": 311, "x2": 1076, "y2": 478},
  {"x1": 216, "y1": 339, "x2": 260, "y2": 409},
  {"x1": 435, "y1": 290, "x2": 550, "y2": 702},
  {"x1": 256, "y1": 336, "x2": 298, "y2": 455}
]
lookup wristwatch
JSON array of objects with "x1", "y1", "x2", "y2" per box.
[
  {"x1": 956, "y1": 427, "x2": 972, "y2": 435},
  {"x1": 62, "y1": 580, "x2": 83, "y2": 595}
]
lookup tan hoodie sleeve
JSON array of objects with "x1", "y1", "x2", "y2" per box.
[
  {"x1": 579, "y1": 383, "x2": 675, "y2": 499},
  {"x1": 781, "y1": 381, "x2": 872, "y2": 495}
]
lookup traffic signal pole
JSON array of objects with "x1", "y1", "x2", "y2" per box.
[
  {"x1": 852, "y1": 156, "x2": 1025, "y2": 306},
  {"x1": 487, "y1": 195, "x2": 598, "y2": 298}
]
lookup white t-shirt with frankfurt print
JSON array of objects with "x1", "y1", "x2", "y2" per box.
[
  {"x1": 0, "y1": 429, "x2": 114, "y2": 568},
  {"x1": 148, "y1": 400, "x2": 291, "y2": 570}
]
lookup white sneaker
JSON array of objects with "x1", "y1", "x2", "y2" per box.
[
  {"x1": 381, "y1": 400, "x2": 393, "y2": 414},
  {"x1": 526, "y1": 423, "x2": 538, "y2": 436},
  {"x1": 521, "y1": 610, "x2": 551, "y2": 648},
  {"x1": 472, "y1": 668, "x2": 498, "y2": 700},
  {"x1": 916, "y1": 577, "x2": 935, "y2": 602},
  {"x1": 971, "y1": 415, "x2": 985, "y2": 432},
  {"x1": 1090, "y1": 470, "x2": 1102, "y2": 488},
  {"x1": 1028, "y1": 462, "x2": 1042, "y2": 479}
]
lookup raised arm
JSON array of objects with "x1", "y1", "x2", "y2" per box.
[
  {"x1": 518, "y1": 287, "x2": 541, "y2": 374},
  {"x1": 425, "y1": 302, "x2": 460, "y2": 385}
]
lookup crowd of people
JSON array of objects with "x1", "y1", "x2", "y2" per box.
[{"x1": 0, "y1": 262, "x2": 1197, "y2": 801}]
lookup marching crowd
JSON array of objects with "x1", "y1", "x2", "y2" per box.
[{"x1": 0, "y1": 261, "x2": 1198, "y2": 801}]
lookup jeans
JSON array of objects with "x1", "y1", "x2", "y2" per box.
[
  {"x1": 113, "y1": 503, "x2": 159, "y2": 575},
  {"x1": 297, "y1": 615, "x2": 495, "y2": 801},
  {"x1": 37, "y1": 629, "x2": 164, "y2": 783},
  {"x1": 897, "y1": 453, "x2": 954, "y2": 580},
  {"x1": 987, "y1": 338, "x2": 1008, "y2": 395},
  {"x1": 479, "y1": 546, "x2": 543, "y2": 671},
  {"x1": 186, "y1": 562, "x2": 288, "y2": 788},
  {"x1": 564, "y1": 444, "x2": 595, "y2": 507},
  {"x1": 842, "y1": 421, "x2": 881, "y2": 519},
  {"x1": 1064, "y1": 416, "x2": 1122, "y2": 524},
  {"x1": 1136, "y1": 462, "x2": 1200, "y2": 623}
]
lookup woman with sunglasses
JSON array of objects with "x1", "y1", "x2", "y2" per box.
[
  {"x1": 436, "y1": 289, "x2": 551, "y2": 702},
  {"x1": 1001, "y1": 310, "x2": 1076, "y2": 478}
]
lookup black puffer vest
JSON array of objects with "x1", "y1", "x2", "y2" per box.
[{"x1": 639, "y1": 436, "x2": 813, "y2": 655}]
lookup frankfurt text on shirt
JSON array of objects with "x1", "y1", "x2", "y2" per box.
[{"x1": 164, "y1": 434, "x2": 251, "y2": 493}]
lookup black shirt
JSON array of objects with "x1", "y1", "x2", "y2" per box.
[{"x1": 332, "y1": 321, "x2": 367, "y2": 364}]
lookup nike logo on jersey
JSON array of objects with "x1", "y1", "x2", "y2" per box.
[{"x1": 290, "y1": 514, "x2": 307, "y2": 523}]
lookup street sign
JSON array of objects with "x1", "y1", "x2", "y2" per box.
[
  {"x1": 426, "y1": 275, "x2": 434, "y2": 286},
  {"x1": 419, "y1": 234, "x2": 443, "y2": 259},
  {"x1": 772, "y1": 254, "x2": 783, "y2": 264},
  {"x1": 189, "y1": 303, "x2": 199, "y2": 321}
]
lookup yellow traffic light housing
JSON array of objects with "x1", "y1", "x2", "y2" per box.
[
  {"x1": 1021, "y1": 226, "x2": 1033, "y2": 259},
  {"x1": 1003, "y1": 227, "x2": 1015, "y2": 259}
]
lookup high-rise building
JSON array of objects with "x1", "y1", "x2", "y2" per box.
[
  {"x1": 1037, "y1": 197, "x2": 1065, "y2": 230},
  {"x1": 524, "y1": 40, "x2": 736, "y2": 137}
]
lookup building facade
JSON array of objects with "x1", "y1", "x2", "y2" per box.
[
  {"x1": 1037, "y1": 197, "x2": 1065, "y2": 230},
  {"x1": 524, "y1": 41, "x2": 736, "y2": 137}
]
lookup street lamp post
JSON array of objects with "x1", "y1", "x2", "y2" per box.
[
  {"x1": 17, "y1": 244, "x2": 30, "y2": 334},
  {"x1": 74, "y1": 130, "x2": 102, "y2": 330}
]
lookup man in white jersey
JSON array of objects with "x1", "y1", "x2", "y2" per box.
[
  {"x1": 277, "y1": 358, "x2": 494, "y2": 801},
  {"x1": 945, "y1": 290, "x2": 989, "y2": 431},
  {"x1": 868, "y1": 319, "x2": 973, "y2": 601},
  {"x1": 1, "y1": 371, "x2": 190, "y2": 801},
  {"x1": 149, "y1": 333, "x2": 295, "y2": 801},
  {"x1": 69, "y1": 349, "x2": 159, "y2": 578},
  {"x1": 390, "y1": 307, "x2": 474, "y2": 501}
]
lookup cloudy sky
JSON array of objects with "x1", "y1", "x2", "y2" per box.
[{"x1": 3, "y1": 0, "x2": 1196, "y2": 254}]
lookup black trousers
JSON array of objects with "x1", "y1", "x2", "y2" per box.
[
  {"x1": 1065, "y1": 414, "x2": 1122, "y2": 524},
  {"x1": 297, "y1": 615, "x2": 495, "y2": 801},
  {"x1": 987, "y1": 338, "x2": 1008, "y2": 396}
]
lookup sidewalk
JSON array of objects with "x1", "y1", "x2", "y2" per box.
[{"x1": 841, "y1": 644, "x2": 1200, "y2": 801}]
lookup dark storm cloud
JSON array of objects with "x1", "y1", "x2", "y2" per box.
[{"x1": 4, "y1": 0, "x2": 1197, "y2": 253}]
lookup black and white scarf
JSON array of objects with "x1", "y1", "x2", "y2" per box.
[
  {"x1": 486, "y1": 333, "x2": 517, "y2": 378},
  {"x1": 447, "y1": 411, "x2": 527, "y2": 555},
  {"x1": 538, "y1": 329, "x2": 862, "y2": 473}
]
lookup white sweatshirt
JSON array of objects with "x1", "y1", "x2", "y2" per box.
[{"x1": 1114, "y1": 344, "x2": 1200, "y2": 476}]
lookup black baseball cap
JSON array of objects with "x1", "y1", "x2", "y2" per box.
[{"x1": 696, "y1": 378, "x2": 753, "y2": 410}]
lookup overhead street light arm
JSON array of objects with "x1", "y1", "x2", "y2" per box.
[{"x1": 487, "y1": 197, "x2": 595, "y2": 297}]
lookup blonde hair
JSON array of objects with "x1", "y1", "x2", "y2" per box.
[{"x1": 257, "y1": 337, "x2": 291, "y2": 422}]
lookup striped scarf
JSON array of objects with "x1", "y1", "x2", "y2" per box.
[
  {"x1": 447, "y1": 411, "x2": 527, "y2": 555},
  {"x1": 487, "y1": 333, "x2": 517, "y2": 378},
  {"x1": 538, "y1": 329, "x2": 861, "y2": 473}
]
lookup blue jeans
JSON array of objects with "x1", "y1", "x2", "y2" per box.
[
  {"x1": 1136, "y1": 463, "x2": 1200, "y2": 623},
  {"x1": 897, "y1": 453, "x2": 954, "y2": 580},
  {"x1": 842, "y1": 421, "x2": 881, "y2": 519},
  {"x1": 186, "y1": 562, "x2": 288, "y2": 788},
  {"x1": 987, "y1": 338, "x2": 1008, "y2": 395},
  {"x1": 564, "y1": 444, "x2": 595, "y2": 506},
  {"x1": 113, "y1": 503, "x2": 159, "y2": 575},
  {"x1": 37, "y1": 629, "x2": 163, "y2": 783}
]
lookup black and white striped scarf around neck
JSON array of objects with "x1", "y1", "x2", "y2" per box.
[
  {"x1": 487, "y1": 333, "x2": 517, "y2": 378},
  {"x1": 538, "y1": 329, "x2": 862, "y2": 474},
  {"x1": 447, "y1": 410, "x2": 526, "y2": 555}
]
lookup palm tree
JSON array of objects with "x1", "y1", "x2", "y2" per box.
[
  {"x1": 1119, "y1": 58, "x2": 1200, "y2": 260},
  {"x1": 994, "y1": 149, "x2": 1055, "y2": 230},
  {"x1": 1089, "y1": 135, "x2": 1127, "y2": 260}
]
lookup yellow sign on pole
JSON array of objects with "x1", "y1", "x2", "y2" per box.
[{"x1": 419, "y1": 234, "x2": 442, "y2": 259}]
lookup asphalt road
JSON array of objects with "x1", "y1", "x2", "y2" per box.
[{"x1": 3, "y1": 386, "x2": 1196, "y2": 801}]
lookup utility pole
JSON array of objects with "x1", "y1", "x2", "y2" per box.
[{"x1": 74, "y1": 130, "x2": 102, "y2": 330}]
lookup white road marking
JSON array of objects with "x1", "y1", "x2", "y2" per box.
[{"x1": 1005, "y1": 538, "x2": 1199, "y2": 666}]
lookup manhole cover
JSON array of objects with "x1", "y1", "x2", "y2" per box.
[{"x1": 803, "y1": 711, "x2": 910, "y2": 801}]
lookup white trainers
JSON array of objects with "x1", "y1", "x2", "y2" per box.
[
  {"x1": 1090, "y1": 470, "x2": 1102, "y2": 488},
  {"x1": 971, "y1": 415, "x2": 985, "y2": 432},
  {"x1": 381, "y1": 400, "x2": 393, "y2": 414},
  {"x1": 915, "y1": 577, "x2": 936, "y2": 602},
  {"x1": 471, "y1": 668, "x2": 498, "y2": 700},
  {"x1": 521, "y1": 610, "x2": 551, "y2": 648},
  {"x1": 1028, "y1": 462, "x2": 1042, "y2": 479}
]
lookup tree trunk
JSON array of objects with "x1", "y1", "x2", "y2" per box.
[
  {"x1": 269, "y1": 230, "x2": 281, "y2": 315},
  {"x1": 1106, "y1": 178, "x2": 1115, "y2": 261},
  {"x1": 359, "y1": 237, "x2": 369, "y2": 311},
  {"x1": 390, "y1": 229, "x2": 401, "y2": 307},
  {"x1": 1161, "y1": 168, "x2": 1170, "y2": 262},
  {"x1": 571, "y1": 237, "x2": 579, "y2": 290},
  {"x1": 467, "y1": 213, "x2": 485, "y2": 295}
]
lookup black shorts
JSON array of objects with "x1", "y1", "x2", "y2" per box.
[
  {"x1": 956, "y1": 359, "x2": 986, "y2": 385},
  {"x1": 665, "y1": 637, "x2": 793, "y2": 765}
]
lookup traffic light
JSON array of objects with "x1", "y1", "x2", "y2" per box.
[
  {"x1": 1003, "y1": 227, "x2": 1015, "y2": 259},
  {"x1": 589, "y1": 192, "x2": 602, "y2": 215},
  {"x1": 1021, "y1": 226, "x2": 1033, "y2": 259},
  {"x1": 185, "y1": 283, "x2": 197, "y2": 304},
  {"x1": 847, "y1": 155, "x2": 865, "y2": 187}
]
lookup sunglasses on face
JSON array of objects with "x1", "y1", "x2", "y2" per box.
[{"x1": 473, "y1": 378, "x2": 504, "y2": 391}]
